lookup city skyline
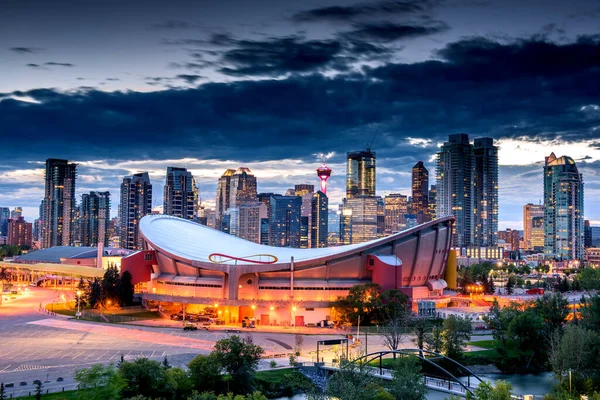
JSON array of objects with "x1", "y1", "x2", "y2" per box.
[
  {"x1": 1, "y1": 146, "x2": 597, "y2": 231},
  {"x1": 2, "y1": 0, "x2": 600, "y2": 229}
]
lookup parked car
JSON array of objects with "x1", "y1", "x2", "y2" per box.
[{"x1": 170, "y1": 312, "x2": 183, "y2": 321}]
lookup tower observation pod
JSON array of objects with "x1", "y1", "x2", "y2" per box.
[{"x1": 316, "y1": 164, "x2": 332, "y2": 194}]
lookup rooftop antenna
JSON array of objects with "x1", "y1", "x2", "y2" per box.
[{"x1": 367, "y1": 125, "x2": 380, "y2": 151}]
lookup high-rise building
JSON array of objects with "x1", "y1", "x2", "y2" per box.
[
  {"x1": 300, "y1": 216, "x2": 309, "y2": 248},
  {"x1": 237, "y1": 203, "x2": 261, "y2": 243},
  {"x1": 42, "y1": 158, "x2": 77, "y2": 248},
  {"x1": 384, "y1": 194, "x2": 408, "y2": 234},
  {"x1": 120, "y1": 172, "x2": 153, "y2": 250},
  {"x1": 345, "y1": 149, "x2": 377, "y2": 244},
  {"x1": 412, "y1": 161, "x2": 430, "y2": 224},
  {"x1": 543, "y1": 153, "x2": 584, "y2": 260},
  {"x1": 376, "y1": 196, "x2": 385, "y2": 236},
  {"x1": 311, "y1": 191, "x2": 328, "y2": 248},
  {"x1": 339, "y1": 206, "x2": 352, "y2": 245},
  {"x1": 585, "y1": 220, "x2": 593, "y2": 248},
  {"x1": 269, "y1": 195, "x2": 302, "y2": 248},
  {"x1": 523, "y1": 203, "x2": 544, "y2": 251},
  {"x1": 428, "y1": 185, "x2": 437, "y2": 220},
  {"x1": 473, "y1": 138, "x2": 499, "y2": 246},
  {"x1": 7, "y1": 217, "x2": 32, "y2": 247},
  {"x1": 229, "y1": 168, "x2": 258, "y2": 209},
  {"x1": 0, "y1": 207, "x2": 9, "y2": 237},
  {"x1": 437, "y1": 134, "x2": 498, "y2": 248},
  {"x1": 258, "y1": 193, "x2": 278, "y2": 245},
  {"x1": 437, "y1": 134, "x2": 473, "y2": 247},
  {"x1": 164, "y1": 167, "x2": 198, "y2": 220},
  {"x1": 72, "y1": 205, "x2": 83, "y2": 246},
  {"x1": 345, "y1": 196, "x2": 378, "y2": 243},
  {"x1": 10, "y1": 207, "x2": 22, "y2": 220},
  {"x1": 531, "y1": 216, "x2": 545, "y2": 252},
  {"x1": 220, "y1": 167, "x2": 260, "y2": 241},
  {"x1": 215, "y1": 169, "x2": 236, "y2": 231},
  {"x1": 346, "y1": 149, "x2": 376, "y2": 198},
  {"x1": 80, "y1": 191, "x2": 111, "y2": 247}
]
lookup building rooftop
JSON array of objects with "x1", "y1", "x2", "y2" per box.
[{"x1": 15, "y1": 246, "x2": 131, "y2": 263}]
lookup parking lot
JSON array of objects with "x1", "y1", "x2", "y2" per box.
[{"x1": 0, "y1": 287, "x2": 390, "y2": 397}]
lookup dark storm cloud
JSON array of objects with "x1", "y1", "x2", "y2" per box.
[
  {"x1": 172, "y1": 34, "x2": 390, "y2": 77},
  {"x1": 218, "y1": 36, "x2": 344, "y2": 76},
  {"x1": 9, "y1": 47, "x2": 45, "y2": 54},
  {"x1": 2, "y1": 35, "x2": 600, "y2": 165},
  {"x1": 291, "y1": 0, "x2": 438, "y2": 22},
  {"x1": 176, "y1": 74, "x2": 204, "y2": 84},
  {"x1": 341, "y1": 21, "x2": 449, "y2": 42},
  {"x1": 435, "y1": 35, "x2": 600, "y2": 78},
  {"x1": 44, "y1": 62, "x2": 75, "y2": 67}
]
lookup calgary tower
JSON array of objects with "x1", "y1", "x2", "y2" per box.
[{"x1": 316, "y1": 163, "x2": 332, "y2": 194}]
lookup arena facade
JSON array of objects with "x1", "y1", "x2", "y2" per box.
[{"x1": 122, "y1": 215, "x2": 454, "y2": 326}]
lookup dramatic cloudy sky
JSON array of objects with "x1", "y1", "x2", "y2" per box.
[{"x1": 1, "y1": 0, "x2": 600, "y2": 229}]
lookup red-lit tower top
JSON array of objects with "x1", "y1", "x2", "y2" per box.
[{"x1": 316, "y1": 164, "x2": 332, "y2": 194}]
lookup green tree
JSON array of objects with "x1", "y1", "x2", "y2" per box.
[
  {"x1": 102, "y1": 264, "x2": 120, "y2": 306},
  {"x1": 485, "y1": 277, "x2": 496, "y2": 295},
  {"x1": 387, "y1": 357, "x2": 426, "y2": 400},
  {"x1": 537, "y1": 264, "x2": 550, "y2": 274},
  {"x1": 118, "y1": 270, "x2": 135, "y2": 307},
  {"x1": 35, "y1": 380, "x2": 42, "y2": 400},
  {"x1": 118, "y1": 357, "x2": 174, "y2": 399},
  {"x1": 549, "y1": 324, "x2": 600, "y2": 392},
  {"x1": 188, "y1": 354, "x2": 223, "y2": 393},
  {"x1": 75, "y1": 363, "x2": 125, "y2": 400},
  {"x1": 412, "y1": 317, "x2": 430, "y2": 350},
  {"x1": 581, "y1": 294, "x2": 600, "y2": 331},
  {"x1": 441, "y1": 315, "x2": 473, "y2": 360},
  {"x1": 579, "y1": 268, "x2": 600, "y2": 290},
  {"x1": 76, "y1": 278, "x2": 88, "y2": 308},
  {"x1": 87, "y1": 277, "x2": 102, "y2": 308},
  {"x1": 212, "y1": 335, "x2": 264, "y2": 394},
  {"x1": 1, "y1": 382, "x2": 5, "y2": 400},
  {"x1": 378, "y1": 289, "x2": 410, "y2": 321},
  {"x1": 466, "y1": 380, "x2": 513, "y2": 400},
  {"x1": 333, "y1": 283, "x2": 383, "y2": 325},
  {"x1": 507, "y1": 309, "x2": 544, "y2": 366},
  {"x1": 167, "y1": 367, "x2": 194, "y2": 400},
  {"x1": 380, "y1": 307, "x2": 411, "y2": 355},
  {"x1": 424, "y1": 325, "x2": 443, "y2": 354},
  {"x1": 483, "y1": 300, "x2": 520, "y2": 348},
  {"x1": 505, "y1": 276, "x2": 516, "y2": 295},
  {"x1": 326, "y1": 363, "x2": 386, "y2": 400},
  {"x1": 533, "y1": 293, "x2": 569, "y2": 334}
]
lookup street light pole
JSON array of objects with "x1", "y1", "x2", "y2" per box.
[{"x1": 76, "y1": 290, "x2": 81, "y2": 319}]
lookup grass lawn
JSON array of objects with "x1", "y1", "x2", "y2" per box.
[
  {"x1": 15, "y1": 389, "x2": 80, "y2": 399},
  {"x1": 46, "y1": 301, "x2": 76, "y2": 316},
  {"x1": 467, "y1": 340, "x2": 496, "y2": 349},
  {"x1": 113, "y1": 310, "x2": 160, "y2": 319}
]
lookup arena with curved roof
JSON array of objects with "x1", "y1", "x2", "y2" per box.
[{"x1": 122, "y1": 214, "x2": 454, "y2": 326}]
